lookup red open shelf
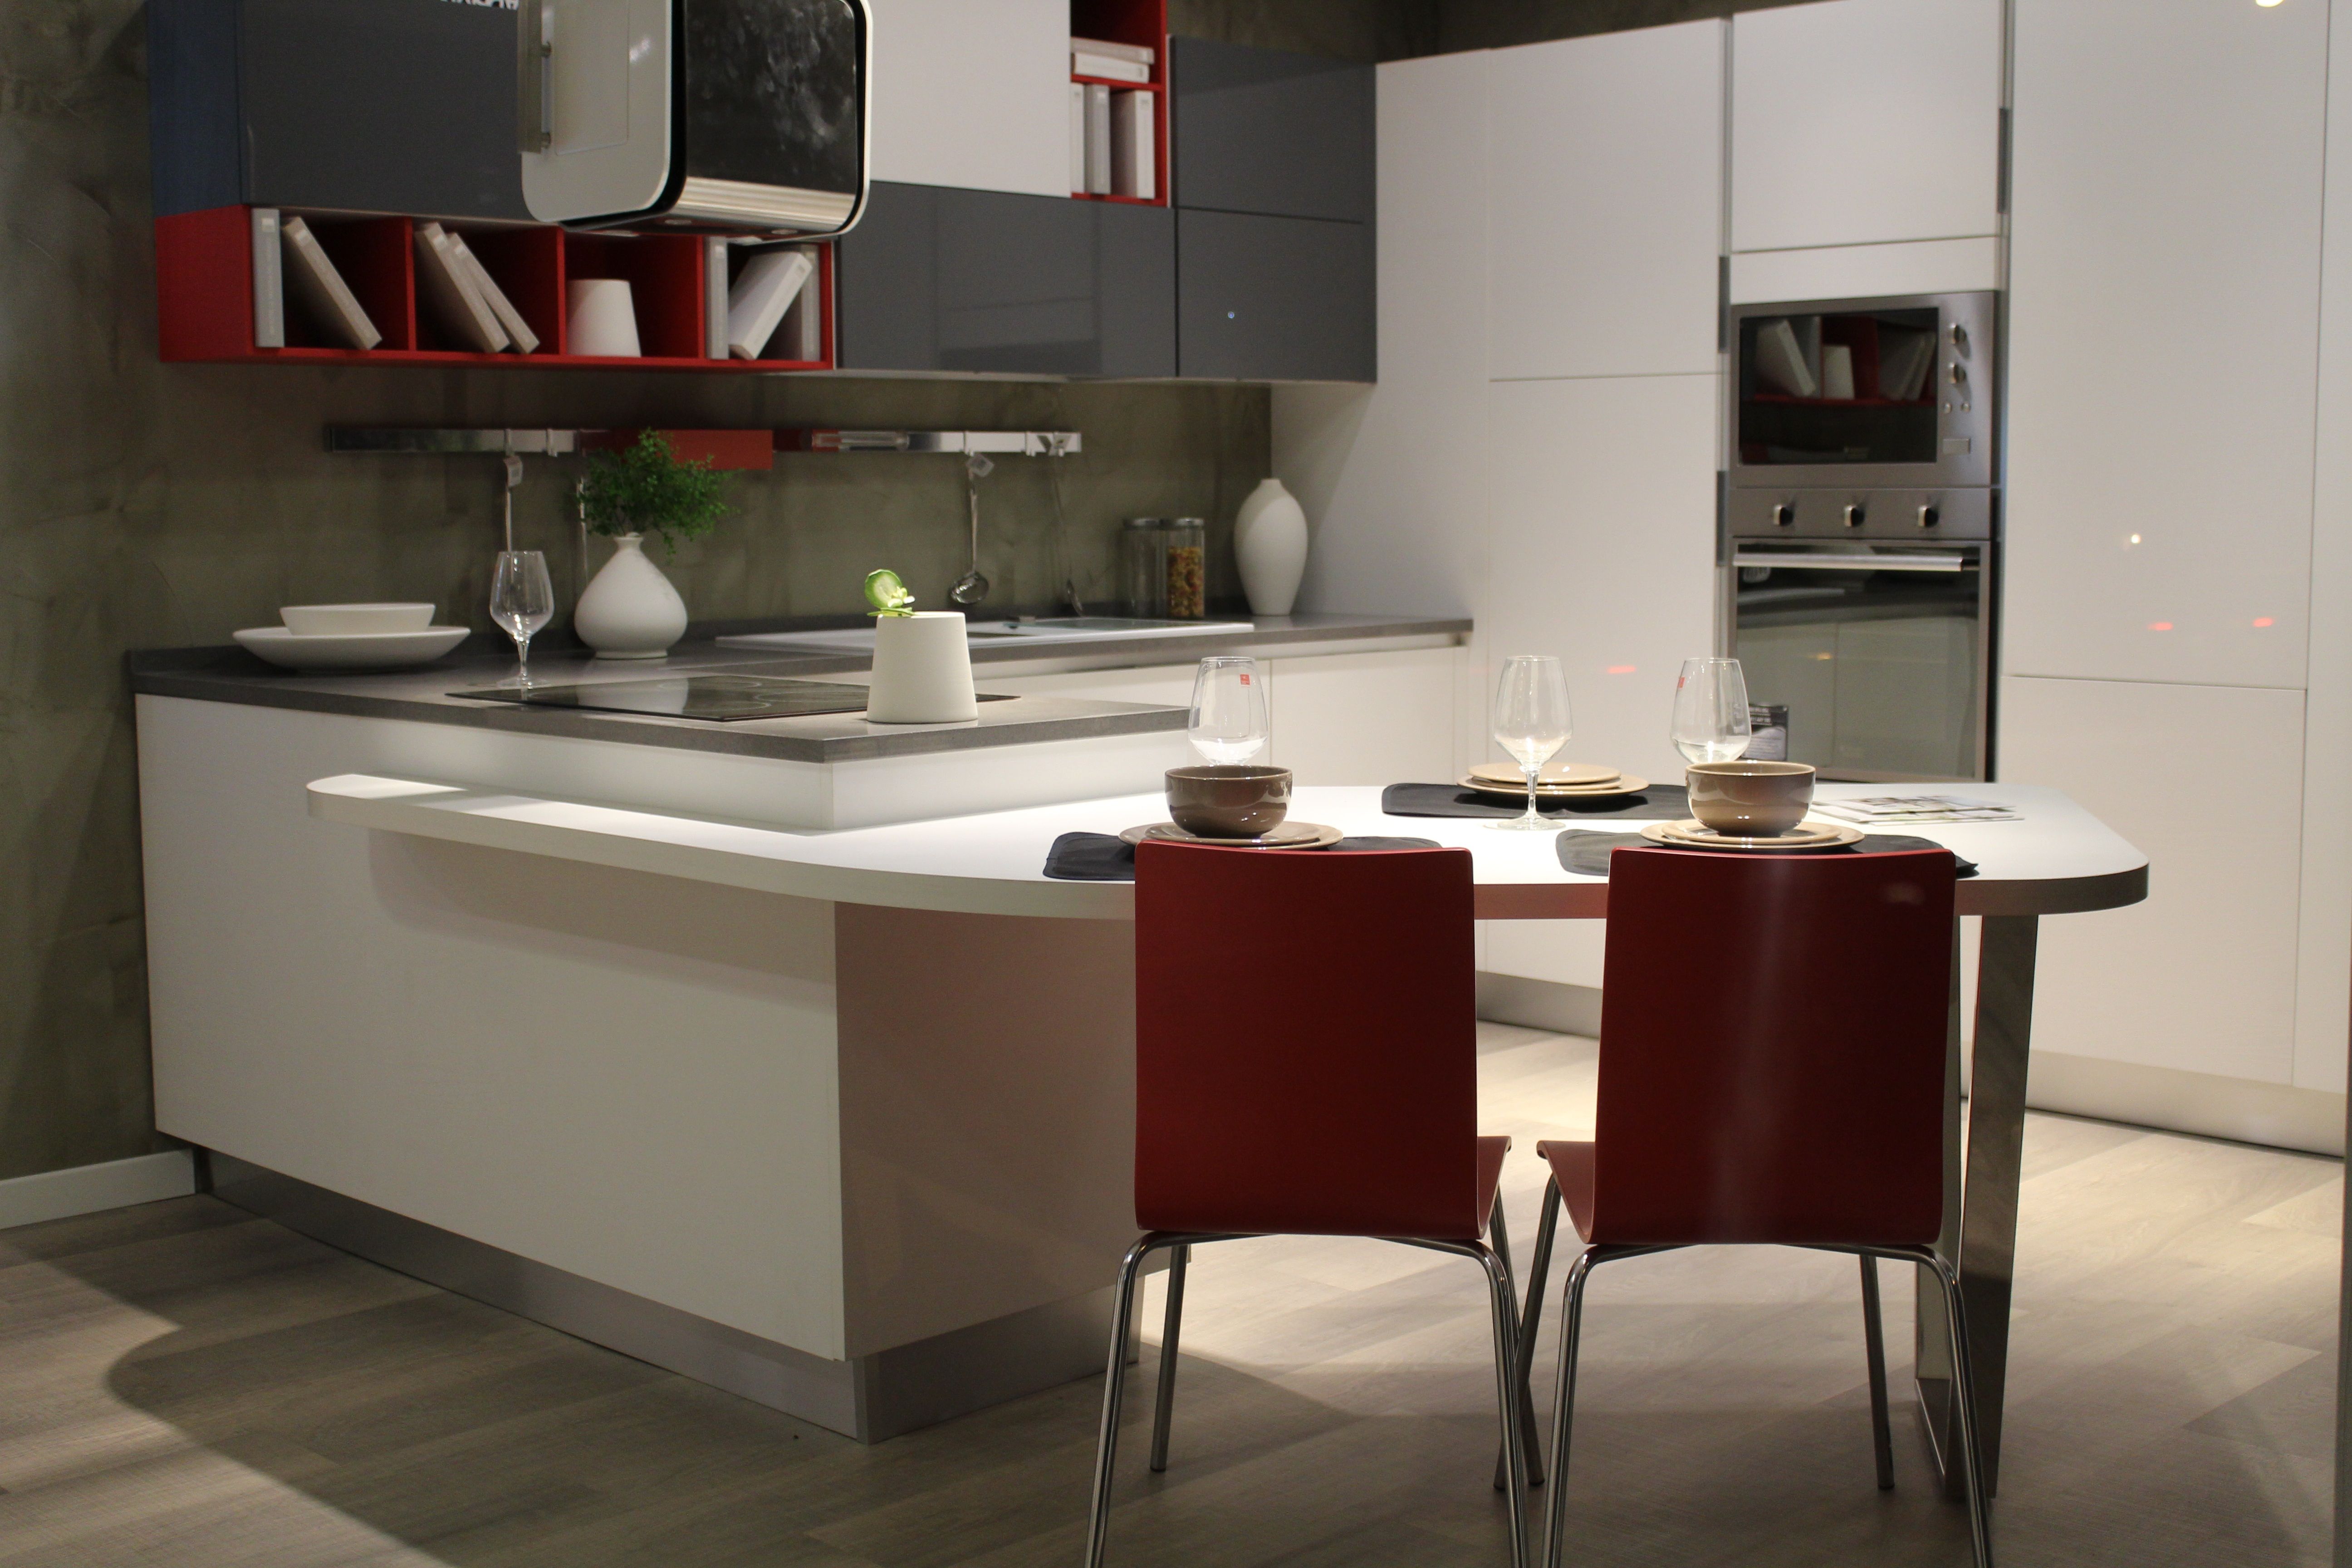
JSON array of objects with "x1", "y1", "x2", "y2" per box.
[
  {"x1": 155, "y1": 205, "x2": 835, "y2": 373},
  {"x1": 1070, "y1": 0, "x2": 1169, "y2": 206}
]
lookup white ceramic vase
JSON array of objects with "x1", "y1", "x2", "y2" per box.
[
  {"x1": 1233, "y1": 477, "x2": 1308, "y2": 617},
  {"x1": 866, "y1": 612, "x2": 978, "y2": 723},
  {"x1": 574, "y1": 534, "x2": 687, "y2": 659}
]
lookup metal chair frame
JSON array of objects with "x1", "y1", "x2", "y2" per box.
[{"x1": 1084, "y1": 1185, "x2": 1534, "y2": 1568}]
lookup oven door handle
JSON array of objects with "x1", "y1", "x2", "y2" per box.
[{"x1": 1732, "y1": 552, "x2": 1971, "y2": 573}]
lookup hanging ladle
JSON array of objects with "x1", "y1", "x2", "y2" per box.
[{"x1": 950, "y1": 451, "x2": 993, "y2": 606}]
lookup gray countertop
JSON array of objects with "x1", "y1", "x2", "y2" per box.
[{"x1": 129, "y1": 613, "x2": 1471, "y2": 765}]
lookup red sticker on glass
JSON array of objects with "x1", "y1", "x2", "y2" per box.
[{"x1": 1239, "y1": 673, "x2": 1251, "y2": 685}]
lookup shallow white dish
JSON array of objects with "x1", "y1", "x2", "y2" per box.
[
  {"x1": 280, "y1": 602, "x2": 436, "y2": 635},
  {"x1": 235, "y1": 625, "x2": 469, "y2": 671}
]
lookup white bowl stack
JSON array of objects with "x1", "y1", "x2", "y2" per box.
[{"x1": 235, "y1": 603, "x2": 470, "y2": 671}]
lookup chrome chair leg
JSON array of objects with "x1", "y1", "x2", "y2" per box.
[
  {"x1": 1086, "y1": 1235, "x2": 1158, "y2": 1568},
  {"x1": 1498, "y1": 1182, "x2": 1557, "y2": 1490},
  {"x1": 1539, "y1": 1245, "x2": 1607, "y2": 1568},
  {"x1": 1473, "y1": 1240, "x2": 1534, "y2": 1568},
  {"x1": 1911, "y1": 1247, "x2": 1994, "y2": 1568},
  {"x1": 1859, "y1": 1254, "x2": 1895, "y2": 1491},
  {"x1": 1148, "y1": 1243, "x2": 1190, "y2": 1473}
]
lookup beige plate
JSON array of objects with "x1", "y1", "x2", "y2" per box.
[
  {"x1": 1462, "y1": 773, "x2": 1651, "y2": 799},
  {"x1": 1641, "y1": 818, "x2": 1865, "y2": 851},
  {"x1": 1120, "y1": 821, "x2": 1347, "y2": 850},
  {"x1": 1467, "y1": 761, "x2": 1621, "y2": 788}
]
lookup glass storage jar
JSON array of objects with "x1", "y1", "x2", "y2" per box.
[
  {"x1": 1164, "y1": 518, "x2": 1206, "y2": 619},
  {"x1": 1120, "y1": 518, "x2": 1166, "y2": 618}
]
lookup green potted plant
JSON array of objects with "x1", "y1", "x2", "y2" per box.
[{"x1": 573, "y1": 431, "x2": 733, "y2": 659}]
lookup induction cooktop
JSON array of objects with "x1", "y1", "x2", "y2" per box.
[{"x1": 456, "y1": 675, "x2": 1014, "y2": 722}]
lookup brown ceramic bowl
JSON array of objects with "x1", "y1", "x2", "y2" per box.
[
  {"x1": 1166, "y1": 765, "x2": 1293, "y2": 839},
  {"x1": 1685, "y1": 760, "x2": 1816, "y2": 836}
]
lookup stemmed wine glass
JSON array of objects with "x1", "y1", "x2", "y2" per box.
[
  {"x1": 1189, "y1": 656, "x2": 1269, "y2": 764},
  {"x1": 1490, "y1": 654, "x2": 1573, "y2": 831},
  {"x1": 1671, "y1": 657, "x2": 1753, "y2": 763},
  {"x1": 490, "y1": 550, "x2": 555, "y2": 689}
]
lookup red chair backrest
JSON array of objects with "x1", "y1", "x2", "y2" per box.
[
  {"x1": 1133, "y1": 840, "x2": 1480, "y2": 1240},
  {"x1": 1590, "y1": 847, "x2": 1955, "y2": 1247}
]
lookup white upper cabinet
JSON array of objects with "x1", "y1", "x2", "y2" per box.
[
  {"x1": 2004, "y1": 0, "x2": 2324, "y2": 689},
  {"x1": 1486, "y1": 22, "x2": 1725, "y2": 381},
  {"x1": 1730, "y1": 0, "x2": 2003, "y2": 254},
  {"x1": 866, "y1": 0, "x2": 1070, "y2": 198}
]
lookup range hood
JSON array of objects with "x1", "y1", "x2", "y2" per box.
[{"x1": 518, "y1": 0, "x2": 869, "y2": 239}]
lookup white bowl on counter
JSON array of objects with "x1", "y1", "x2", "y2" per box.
[
  {"x1": 235, "y1": 625, "x2": 470, "y2": 671},
  {"x1": 280, "y1": 602, "x2": 436, "y2": 635}
]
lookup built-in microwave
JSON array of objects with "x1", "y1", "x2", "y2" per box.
[{"x1": 1727, "y1": 291, "x2": 1996, "y2": 492}]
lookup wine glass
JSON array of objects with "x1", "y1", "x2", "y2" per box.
[
  {"x1": 1671, "y1": 657, "x2": 1754, "y2": 764},
  {"x1": 490, "y1": 550, "x2": 555, "y2": 688},
  {"x1": 1189, "y1": 656, "x2": 1269, "y2": 764},
  {"x1": 1490, "y1": 655, "x2": 1573, "y2": 831}
]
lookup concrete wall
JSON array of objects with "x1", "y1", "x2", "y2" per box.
[{"x1": 0, "y1": 1, "x2": 1267, "y2": 1183}]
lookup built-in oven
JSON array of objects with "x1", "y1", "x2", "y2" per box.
[
  {"x1": 1728, "y1": 291, "x2": 1995, "y2": 492},
  {"x1": 1726, "y1": 489, "x2": 1994, "y2": 783}
]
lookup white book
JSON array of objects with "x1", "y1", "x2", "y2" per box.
[
  {"x1": 777, "y1": 246, "x2": 824, "y2": 362},
  {"x1": 1111, "y1": 89, "x2": 1155, "y2": 200},
  {"x1": 727, "y1": 247, "x2": 815, "y2": 360},
  {"x1": 1071, "y1": 36, "x2": 1155, "y2": 65},
  {"x1": 1085, "y1": 83, "x2": 1112, "y2": 195},
  {"x1": 250, "y1": 208, "x2": 284, "y2": 348},
  {"x1": 448, "y1": 230, "x2": 539, "y2": 353},
  {"x1": 705, "y1": 237, "x2": 730, "y2": 358},
  {"x1": 1820, "y1": 342, "x2": 1855, "y2": 401},
  {"x1": 415, "y1": 223, "x2": 507, "y2": 353},
  {"x1": 1073, "y1": 52, "x2": 1149, "y2": 83},
  {"x1": 1069, "y1": 82, "x2": 1087, "y2": 193},
  {"x1": 1879, "y1": 325, "x2": 1936, "y2": 402},
  {"x1": 1753, "y1": 318, "x2": 1816, "y2": 397},
  {"x1": 279, "y1": 215, "x2": 381, "y2": 350}
]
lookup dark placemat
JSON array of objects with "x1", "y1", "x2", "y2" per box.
[
  {"x1": 1045, "y1": 832, "x2": 1444, "y2": 882},
  {"x1": 1555, "y1": 830, "x2": 1978, "y2": 878},
  {"x1": 1382, "y1": 782, "x2": 1688, "y2": 820}
]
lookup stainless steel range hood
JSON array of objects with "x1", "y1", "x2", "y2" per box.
[{"x1": 518, "y1": 0, "x2": 869, "y2": 239}]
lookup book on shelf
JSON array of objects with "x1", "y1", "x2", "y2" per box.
[
  {"x1": 1753, "y1": 318, "x2": 1816, "y2": 398},
  {"x1": 250, "y1": 208, "x2": 285, "y2": 349},
  {"x1": 777, "y1": 248, "x2": 824, "y2": 362},
  {"x1": 1084, "y1": 83, "x2": 1112, "y2": 195},
  {"x1": 279, "y1": 215, "x2": 382, "y2": 351},
  {"x1": 1073, "y1": 52, "x2": 1149, "y2": 82},
  {"x1": 447, "y1": 230, "x2": 538, "y2": 353},
  {"x1": 1111, "y1": 88, "x2": 1155, "y2": 200},
  {"x1": 1072, "y1": 36, "x2": 1155, "y2": 64},
  {"x1": 1068, "y1": 82, "x2": 1086, "y2": 192},
  {"x1": 414, "y1": 222, "x2": 508, "y2": 353},
  {"x1": 1820, "y1": 341, "x2": 1855, "y2": 401},
  {"x1": 705, "y1": 238, "x2": 731, "y2": 358},
  {"x1": 726, "y1": 246, "x2": 815, "y2": 359},
  {"x1": 1878, "y1": 324, "x2": 1936, "y2": 402}
]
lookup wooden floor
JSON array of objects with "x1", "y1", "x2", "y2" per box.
[{"x1": 0, "y1": 1023, "x2": 2337, "y2": 1567}]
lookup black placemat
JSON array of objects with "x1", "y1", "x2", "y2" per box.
[
  {"x1": 1381, "y1": 782, "x2": 1689, "y2": 820},
  {"x1": 1555, "y1": 830, "x2": 1979, "y2": 878},
  {"x1": 1045, "y1": 832, "x2": 1444, "y2": 882}
]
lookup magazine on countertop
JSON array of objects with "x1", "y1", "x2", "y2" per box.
[{"x1": 1813, "y1": 795, "x2": 2021, "y2": 825}]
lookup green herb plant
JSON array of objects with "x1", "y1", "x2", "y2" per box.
[
  {"x1": 576, "y1": 430, "x2": 733, "y2": 558},
  {"x1": 865, "y1": 569, "x2": 917, "y2": 617}
]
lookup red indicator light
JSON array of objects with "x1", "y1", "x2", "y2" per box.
[
  {"x1": 2254, "y1": 617, "x2": 2275, "y2": 627},
  {"x1": 1605, "y1": 665, "x2": 1637, "y2": 675},
  {"x1": 2148, "y1": 622, "x2": 2174, "y2": 632}
]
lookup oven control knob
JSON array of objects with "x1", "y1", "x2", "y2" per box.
[
  {"x1": 1949, "y1": 362, "x2": 1969, "y2": 387},
  {"x1": 1770, "y1": 503, "x2": 1795, "y2": 528},
  {"x1": 1917, "y1": 505, "x2": 1941, "y2": 529},
  {"x1": 1842, "y1": 504, "x2": 1867, "y2": 529},
  {"x1": 1950, "y1": 323, "x2": 1970, "y2": 353}
]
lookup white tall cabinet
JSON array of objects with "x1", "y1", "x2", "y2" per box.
[{"x1": 2003, "y1": 0, "x2": 2344, "y2": 1148}]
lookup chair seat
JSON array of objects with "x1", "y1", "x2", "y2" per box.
[
  {"x1": 1475, "y1": 1135, "x2": 1510, "y2": 1238},
  {"x1": 1534, "y1": 1139, "x2": 1596, "y2": 1241}
]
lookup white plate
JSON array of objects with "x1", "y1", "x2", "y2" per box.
[
  {"x1": 234, "y1": 625, "x2": 470, "y2": 671},
  {"x1": 1640, "y1": 818, "x2": 1865, "y2": 852}
]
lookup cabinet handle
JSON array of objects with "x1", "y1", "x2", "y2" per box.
[
  {"x1": 1842, "y1": 505, "x2": 1867, "y2": 528},
  {"x1": 519, "y1": 0, "x2": 554, "y2": 154}
]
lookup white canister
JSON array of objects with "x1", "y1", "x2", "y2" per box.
[
  {"x1": 567, "y1": 278, "x2": 642, "y2": 358},
  {"x1": 573, "y1": 534, "x2": 688, "y2": 658},
  {"x1": 866, "y1": 612, "x2": 978, "y2": 723},
  {"x1": 1233, "y1": 477, "x2": 1308, "y2": 617}
]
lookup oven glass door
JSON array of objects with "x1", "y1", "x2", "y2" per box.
[
  {"x1": 1736, "y1": 306, "x2": 1940, "y2": 467},
  {"x1": 1731, "y1": 543, "x2": 1987, "y2": 781}
]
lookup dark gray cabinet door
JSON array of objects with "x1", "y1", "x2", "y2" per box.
[
  {"x1": 1172, "y1": 38, "x2": 1373, "y2": 225},
  {"x1": 1177, "y1": 210, "x2": 1373, "y2": 382},
  {"x1": 835, "y1": 182, "x2": 1174, "y2": 377}
]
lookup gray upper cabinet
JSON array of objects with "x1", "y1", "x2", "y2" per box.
[
  {"x1": 836, "y1": 182, "x2": 1175, "y2": 377},
  {"x1": 1171, "y1": 38, "x2": 1374, "y2": 224},
  {"x1": 1178, "y1": 211, "x2": 1373, "y2": 382}
]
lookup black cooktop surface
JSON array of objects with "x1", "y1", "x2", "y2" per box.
[{"x1": 456, "y1": 675, "x2": 1013, "y2": 722}]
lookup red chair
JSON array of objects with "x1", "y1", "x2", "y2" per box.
[
  {"x1": 1515, "y1": 846, "x2": 1991, "y2": 1568},
  {"x1": 1085, "y1": 840, "x2": 1532, "y2": 1568}
]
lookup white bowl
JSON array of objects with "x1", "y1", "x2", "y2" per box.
[
  {"x1": 281, "y1": 602, "x2": 436, "y2": 635},
  {"x1": 235, "y1": 626, "x2": 469, "y2": 671}
]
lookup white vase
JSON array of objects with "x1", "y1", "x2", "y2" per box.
[
  {"x1": 574, "y1": 534, "x2": 687, "y2": 659},
  {"x1": 866, "y1": 612, "x2": 978, "y2": 723},
  {"x1": 1233, "y1": 477, "x2": 1308, "y2": 617}
]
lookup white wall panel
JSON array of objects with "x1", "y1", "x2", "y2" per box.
[
  {"x1": 1486, "y1": 23, "x2": 1725, "y2": 380},
  {"x1": 2004, "y1": 0, "x2": 2325, "y2": 688},
  {"x1": 1730, "y1": 0, "x2": 2002, "y2": 253},
  {"x1": 1267, "y1": 648, "x2": 1460, "y2": 785},
  {"x1": 867, "y1": 0, "x2": 1070, "y2": 197},
  {"x1": 2001, "y1": 676, "x2": 2304, "y2": 1087}
]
